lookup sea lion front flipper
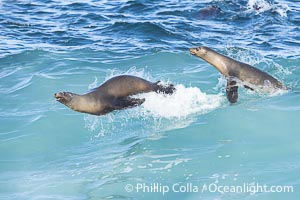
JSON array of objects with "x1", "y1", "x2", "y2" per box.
[
  {"x1": 226, "y1": 80, "x2": 238, "y2": 104},
  {"x1": 244, "y1": 85, "x2": 254, "y2": 91},
  {"x1": 113, "y1": 97, "x2": 145, "y2": 109}
]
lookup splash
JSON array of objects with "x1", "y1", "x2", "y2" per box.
[
  {"x1": 84, "y1": 72, "x2": 224, "y2": 135},
  {"x1": 225, "y1": 47, "x2": 264, "y2": 66},
  {"x1": 137, "y1": 84, "x2": 223, "y2": 118},
  {"x1": 247, "y1": 0, "x2": 272, "y2": 14},
  {"x1": 84, "y1": 84, "x2": 224, "y2": 136},
  {"x1": 247, "y1": 0, "x2": 289, "y2": 17}
]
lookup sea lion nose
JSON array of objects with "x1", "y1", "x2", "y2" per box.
[
  {"x1": 189, "y1": 48, "x2": 197, "y2": 55},
  {"x1": 54, "y1": 92, "x2": 63, "y2": 99}
]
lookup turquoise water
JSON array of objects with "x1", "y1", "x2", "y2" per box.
[{"x1": 1, "y1": 0, "x2": 300, "y2": 199}]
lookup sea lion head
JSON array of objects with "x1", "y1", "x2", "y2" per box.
[
  {"x1": 54, "y1": 91, "x2": 103, "y2": 115},
  {"x1": 190, "y1": 46, "x2": 229, "y2": 76},
  {"x1": 54, "y1": 92, "x2": 76, "y2": 108},
  {"x1": 189, "y1": 46, "x2": 209, "y2": 57}
]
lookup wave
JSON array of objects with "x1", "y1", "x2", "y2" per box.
[
  {"x1": 83, "y1": 69, "x2": 224, "y2": 136},
  {"x1": 137, "y1": 84, "x2": 223, "y2": 118},
  {"x1": 0, "y1": 0, "x2": 297, "y2": 58},
  {"x1": 0, "y1": 75, "x2": 33, "y2": 94},
  {"x1": 118, "y1": 1, "x2": 148, "y2": 13},
  {"x1": 106, "y1": 21, "x2": 178, "y2": 39}
]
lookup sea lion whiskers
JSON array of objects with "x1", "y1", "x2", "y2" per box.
[{"x1": 55, "y1": 92, "x2": 74, "y2": 104}]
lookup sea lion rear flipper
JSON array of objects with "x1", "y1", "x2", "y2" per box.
[
  {"x1": 154, "y1": 82, "x2": 176, "y2": 95},
  {"x1": 113, "y1": 97, "x2": 145, "y2": 109},
  {"x1": 226, "y1": 80, "x2": 238, "y2": 104}
]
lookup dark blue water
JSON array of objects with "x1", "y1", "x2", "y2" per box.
[{"x1": 1, "y1": 0, "x2": 300, "y2": 200}]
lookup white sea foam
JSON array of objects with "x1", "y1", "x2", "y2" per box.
[
  {"x1": 247, "y1": 0, "x2": 289, "y2": 17},
  {"x1": 247, "y1": 0, "x2": 272, "y2": 13},
  {"x1": 137, "y1": 84, "x2": 223, "y2": 118}
]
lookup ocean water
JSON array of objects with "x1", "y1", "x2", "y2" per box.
[{"x1": 0, "y1": 0, "x2": 300, "y2": 199}]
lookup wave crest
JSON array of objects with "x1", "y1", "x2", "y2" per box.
[{"x1": 247, "y1": 0, "x2": 290, "y2": 17}]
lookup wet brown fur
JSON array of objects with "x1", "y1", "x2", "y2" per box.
[{"x1": 55, "y1": 75, "x2": 175, "y2": 115}]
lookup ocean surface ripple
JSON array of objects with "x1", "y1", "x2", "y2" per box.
[{"x1": 0, "y1": 0, "x2": 299, "y2": 57}]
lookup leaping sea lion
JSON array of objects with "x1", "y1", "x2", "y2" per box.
[
  {"x1": 54, "y1": 75, "x2": 175, "y2": 115},
  {"x1": 189, "y1": 46, "x2": 287, "y2": 103}
]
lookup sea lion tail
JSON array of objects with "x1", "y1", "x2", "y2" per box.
[{"x1": 154, "y1": 81, "x2": 176, "y2": 95}]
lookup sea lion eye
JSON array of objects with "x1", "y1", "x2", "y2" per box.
[{"x1": 196, "y1": 47, "x2": 200, "y2": 51}]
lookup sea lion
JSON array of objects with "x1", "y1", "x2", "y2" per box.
[
  {"x1": 197, "y1": 5, "x2": 221, "y2": 19},
  {"x1": 55, "y1": 75, "x2": 175, "y2": 115},
  {"x1": 189, "y1": 46, "x2": 287, "y2": 103}
]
